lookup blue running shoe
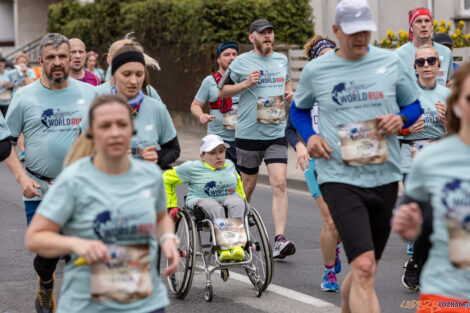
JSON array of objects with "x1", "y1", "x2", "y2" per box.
[
  {"x1": 20, "y1": 152, "x2": 25, "y2": 162},
  {"x1": 320, "y1": 270, "x2": 339, "y2": 292},
  {"x1": 334, "y1": 246, "x2": 342, "y2": 274},
  {"x1": 406, "y1": 241, "x2": 414, "y2": 255}
]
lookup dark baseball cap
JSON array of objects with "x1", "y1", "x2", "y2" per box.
[
  {"x1": 250, "y1": 19, "x2": 275, "y2": 34},
  {"x1": 434, "y1": 32, "x2": 453, "y2": 48},
  {"x1": 0, "y1": 57, "x2": 5, "y2": 63}
]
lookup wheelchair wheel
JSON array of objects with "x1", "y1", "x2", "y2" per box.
[
  {"x1": 245, "y1": 206, "x2": 273, "y2": 291},
  {"x1": 167, "y1": 210, "x2": 196, "y2": 299}
]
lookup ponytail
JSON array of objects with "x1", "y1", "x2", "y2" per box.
[{"x1": 63, "y1": 134, "x2": 95, "y2": 168}]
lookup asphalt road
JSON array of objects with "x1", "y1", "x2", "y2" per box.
[{"x1": 0, "y1": 162, "x2": 419, "y2": 313}]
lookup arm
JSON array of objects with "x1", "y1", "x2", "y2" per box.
[
  {"x1": 236, "y1": 172, "x2": 247, "y2": 201},
  {"x1": 157, "y1": 136, "x2": 180, "y2": 170},
  {"x1": 190, "y1": 98, "x2": 215, "y2": 124},
  {"x1": 289, "y1": 102, "x2": 315, "y2": 143},
  {"x1": 219, "y1": 70, "x2": 261, "y2": 98},
  {"x1": 284, "y1": 80, "x2": 293, "y2": 104},
  {"x1": 155, "y1": 210, "x2": 179, "y2": 277},
  {"x1": 376, "y1": 99, "x2": 422, "y2": 135},
  {"x1": 162, "y1": 168, "x2": 184, "y2": 208},
  {"x1": 5, "y1": 145, "x2": 41, "y2": 198},
  {"x1": 286, "y1": 113, "x2": 311, "y2": 170},
  {"x1": 285, "y1": 114, "x2": 301, "y2": 149}
]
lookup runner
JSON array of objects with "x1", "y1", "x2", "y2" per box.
[
  {"x1": 85, "y1": 51, "x2": 105, "y2": 83},
  {"x1": 5, "y1": 33, "x2": 96, "y2": 313},
  {"x1": 392, "y1": 62, "x2": 470, "y2": 313},
  {"x1": 0, "y1": 113, "x2": 12, "y2": 161},
  {"x1": 219, "y1": 19, "x2": 295, "y2": 259},
  {"x1": 82, "y1": 44, "x2": 179, "y2": 170},
  {"x1": 25, "y1": 94, "x2": 178, "y2": 313},
  {"x1": 8, "y1": 53, "x2": 36, "y2": 94},
  {"x1": 163, "y1": 134, "x2": 247, "y2": 262},
  {"x1": 191, "y1": 41, "x2": 239, "y2": 165},
  {"x1": 395, "y1": 7, "x2": 453, "y2": 86},
  {"x1": 0, "y1": 56, "x2": 12, "y2": 117},
  {"x1": 288, "y1": 35, "x2": 342, "y2": 292},
  {"x1": 292, "y1": 0, "x2": 422, "y2": 312},
  {"x1": 69, "y1": 38, "x2": 100, "y2": 86}
]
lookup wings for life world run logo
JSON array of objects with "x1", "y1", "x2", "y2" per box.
[
  {"x1": 93, "y1": 210, "x2": 154, "y2": 241},
  {"x1": 204, "y1": 181, "x2": 235, "y2": 198},
  {"x1": 442, "y1": 180, "x2": 470, "y2": 230},
  {"x1": 331, "y1": 81, "x2": 384, "y2": 105},
  {"x1": 41, "y1": 108, "x2": 82, "y2": 128},
  {"x1": 258, "y1": 70, "x2": 285, "y2": 85}
]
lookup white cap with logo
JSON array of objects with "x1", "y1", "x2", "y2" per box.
[
  {"x1": 200, "y1": 134, "x2": 230, "y2": 154},
  {"x1": 335, "y1": 0, "x2": 377, "y2": 35}
]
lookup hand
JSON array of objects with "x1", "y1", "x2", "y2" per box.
[
  {"x1": 295, "y1": 142, "x2": 311, "y2": 171},
  {"x1": 199, "y1": 114, "x2": 216, "y2": 124},
  {"x1": 376, "y1": 114, "x2": 404, "y2": 135},
  {"x1": 285, "y1": 89, "x2": 294, "y2": 104},
  {"x1": 306, "y1": 134, "x2": 332, "y2": 160},
  {"x1": 244, "y1": 70, "x2": 261, "y2": 88},
  {"x1": 409, "y1": 117, "x2": 424, "y2": 133},
  {"x1": 435, "y1": 101, "x2": 447, "y2": 122},
  {"x1": 161, "y1": 236, "x2": 179, "y2": 277},
  {"x1": 19, "y1": 175, "x2": 41, "y2": 198},
  {"x1": 392, "y1": 202, "x2": 422, "y2": 240},
  {"x1": 142, "y1": 146, "x2": 158, "y2": 163},
  {"x1": 1, "y1": 80, "x2": 7, "y2": 87},
  {"x1": 19, "y1": 64, "x2": 27, "y2": 73},
  {"x1": 72, "y1": 238, "x2": 110, "y2": 265}
]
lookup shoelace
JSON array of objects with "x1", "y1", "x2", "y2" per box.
[
  {"x1": 326, "y1": 272, "x2": 337, "y2": 284},
  {"x1": 41, "y1": 288, "x2": 52, "y2": 308}
]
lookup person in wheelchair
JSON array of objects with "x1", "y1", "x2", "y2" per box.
[{"x1": 163, "y1": 134, "x2": 247, "y2": 262}]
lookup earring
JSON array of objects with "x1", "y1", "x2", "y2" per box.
[
  {"x1": 454, "y1": 106, "x2": 462, "y2": 118},
  {"x1": 85, "y1": 133, "x2": 93, "y2": 139}
]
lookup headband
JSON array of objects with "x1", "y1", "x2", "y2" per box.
[
  {"x1": 409, "y1": 8, "x2": 433, "y2": 41},
  {"x1": 111, "y1": 51, "x2": 145, "y2": 75},
  {"x1": 217, "y1": 41, "x2": 239, "y2": 58},
  {"x1": 309, "y1": 39, "x2": 335, "y2": 60},
  {"x1": 87, "y1": 51, "x2": 98, "y2": 57}
]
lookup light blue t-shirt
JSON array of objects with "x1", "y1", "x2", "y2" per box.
[
  {"x1": 0, "y1": 70, "x2": 11, "y2": 106},
  {"x1": 294, "y1": 46, "x2": 420, "y2": 188},
  {"x1": 37, "y1": 157, "x2": 169, "y2": 313},
  {"x1": 400, "y1": 84, "x2": 450, "y2": 173},
  {"x1": 395, "y1": 42, "x2": 453, "y2": 86},
  {"x1": 228, "y1": 51, "x2": 289, "y2": 140},
  {"x1": 405, "y1": 135, "x2": 470, "y2": 299},
  {"x1": 81, "y1": 95, "x2": 176, "y2": 159},
  {"x1": 91, "y1": 68, "x2": 105, "y2": 82},
  {"x1": 175, "y1": 160, "x2": 240, "y2": 209},
  {"x1": 6, "y1": 79, "x2": 96, "y2": 200},
  {"x1": 0, "y1": 113, "x2": 10, "y2": 140},
  {"x1": 8, "y1": 67, "x2": 36, "y2": 94},
  {"x1": 104, "y1": 66, "x2": 111, "y2": 82},
  {"x1": 195, "y1": 74, "x2": 238, "y2": 142},
  {"x1": 95, "y1": 81, "x2": 162, "y2": 102}
]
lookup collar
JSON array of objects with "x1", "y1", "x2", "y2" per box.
[
  {"x1": 203, "y1": 161, "x2": 228, "y2": 171},
  {"x1": 417, "y1": 79, "x2": 436, "y2": 90}
]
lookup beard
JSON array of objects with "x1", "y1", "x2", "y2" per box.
[
  {"x1": 45, "y1": 65, "x2": 69, "y2": 83},
  {"x1": 254, "y1": 37, "x2": 273, "y2": 54}
]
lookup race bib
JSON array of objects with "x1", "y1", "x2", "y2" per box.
[
  {"x1": 257, "y1": 95, "x2": 284, "y2": 124},
  {"x1": 214, "y1": 218, "x2": 247, "y2": 250},
  {"x1": 91, "y1": 244, "x2": 153, "y2": 303},
  {"x1": 223, "y1": 104, "x2": 238, "y2": 130},
  {"x1": 338, "y1": 119, "x2": 388, "y2": 166},
  {"x1": 0, "y1": 89, "x2": 11, "y2": 102},
  {"x1": 410, "y1": 140, "x2": 434, "y2": 161}
]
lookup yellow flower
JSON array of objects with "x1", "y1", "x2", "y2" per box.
[
  {"x1": 440, "y1": 19, "x2": 446, "y2": 26},
  {"x1": 452, "y1": 33, "x2": 457, "y2": 39},
  {"x1": 387, "y1": 29, "x2": 392, "y2": 36},
  {"x1": 399, "y1": 29, "x2": 405, "y2": 37},
  {"x1": 456, "y1": 28, "x2": 461, "y2": 36},
  {"x1": 433, "y1": 20, "x2": 438, "y2": 27},
  {"x1": 396, "y1": 44, "x2": 401, "y2": 48},
  {"x1": 439, "y1": 27, "x2": 446, "y2": 33},
  {"x1": 447, "y1": 22, "x2": 451, "y2": 29},
  {"x1": 459, "y1": 20, "x2": 465, "y2": 28},
  {"x1": 386, "y1": 39, "x2": 391, "y2": 45}
]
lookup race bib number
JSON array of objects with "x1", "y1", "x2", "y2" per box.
[
  {"x1": 0, "y1": 89, "x2": 11, "y2": 102},
  {"x1": 257, "y1": 95, "x2": 284, "y2": 124},
  {"x1": 214, "y1": 218, "x2": 247, "y2": 250},
  {"x1": 410, "y1": 140, "x2": 434, "y2": 161},
  {"x1": 338, "y1": 119, "x2": 388, "y2": 166},
  {"x1": 91, "y1": 244, "x2": 153, "y2": 303},
  {"x1": 223, "y1": 104, "x2": 238, "y2": 130}
]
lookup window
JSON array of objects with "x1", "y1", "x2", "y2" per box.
[
  {"x1": 462, "y1": 0, "x2": 470, "y2": 16},
  {"x1": 0, "y1": 0, "x2": 14, "y2": 46}
]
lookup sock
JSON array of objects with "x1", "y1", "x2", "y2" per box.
[
  {"x1": 325, "y1": 264, "x2": 335, "y2": 273},
  {"x1": 275, "y1": 234, "x2": 286, "y2": 243}
]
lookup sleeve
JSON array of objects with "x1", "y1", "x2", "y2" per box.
[
  {"x1": 157, "y1": 136, "x2": 180, "y2": 170},
  {"x1": 36, "y1": 172, "x2": 76, "y2": 226},
  {"x1": 293, "y1": 65, "x2": 316, "y2": 109},
  {"x1": 173, "y1": 162, "x2": 192, "y2": 183},
  {"x1": 162, "y1": 168, "x2": 183, "y2": 208},
  {"x1": 447, "y1": 51, "x2": 454, "y2": 82},
  {"x1": 235, "y1": 172, "x2": 246, "y2": 201},
  {"x1": 157, "y1": 106, "x2": 177, "y2": 146},
  {"x1": 154, "y1": 171, "x2": 167, "y2": 214},
  {"x1": 396, "y1": 56, "x2": 421, "y2": 107},
  {"x1": 5, "y1": 91, "x2": 23, "y2": 138},
  {"x1": 27, "y1": 69, "x2": 37, "y2": 79},
  {"x1": 404, "y1": 157, "x2": 430, "y2": 202},
  {"x1": 285, "y1": 114, "x2": 300, "y2": 148},
  {"x1": 195, "y1": 76, "x2": 212, "y2": 103},
  {"x1": 228, "y1": 59, "x2": 241, "y2": 84},
  {"x1": 290, "y1": 102, "x2": 316, "y2": 143}
]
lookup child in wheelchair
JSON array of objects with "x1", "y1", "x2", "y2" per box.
[{"x1": 163, "y1": 134, "x2": 247, "y2": 262}]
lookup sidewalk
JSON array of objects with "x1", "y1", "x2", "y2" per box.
[{"x1": 175, "y1": 127, "x2": 310, "y2": 192}]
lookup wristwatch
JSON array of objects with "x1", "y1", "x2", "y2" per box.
[{"x1": 399, "y1": 113, "x2": 408, "y2": 126}]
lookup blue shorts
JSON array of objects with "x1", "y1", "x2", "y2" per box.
[
  {"x1": 304, "y1": 159, "x2": 321, "y2": 199},
  {"x1": 25, "y1": 200, "x2": 41, "y2": 225}
]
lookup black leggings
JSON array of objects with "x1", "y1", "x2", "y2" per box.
[{"x1": 34, "y1": 255, "x2": 59, "y2": 282}]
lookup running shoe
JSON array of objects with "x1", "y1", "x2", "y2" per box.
[
  {"x1": 320, "y1": 270, "x2": 339, "y2": 292},
  {"x1": 406, "y1": 241, "x2": 414, "y2": 255},
  {"x1": 218, "y1": 249, "x2": 232, "y2": 262},
  {"x1": 20, "y1": 152, "x2": 25, "y2": 162},
  {"x1": 334, "y1": 246, "x2": 342, "y2": 274},
  {"x1": 35, "y1": 274, "x2": 56, "y2": 313},
  {"x1": 231, "y1": 246, "x2": 245, "y2": 261},
  {"x1": 402, "y1": 258, "x2": 421, "y2": 291},
  {"x1": 273, "y1": 239, "x2": 296, "y2": 259}
]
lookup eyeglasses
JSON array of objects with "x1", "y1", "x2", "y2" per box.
[{"x1": 415, "y1": 57, "x2": 438, "y2": 67}]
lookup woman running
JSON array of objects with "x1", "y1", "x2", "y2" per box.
[
  {"x1": 393, "y1": 62, "x2": 470, "y2": 313},
  {"x1": 85, "y1": 51, "x2": 105, "y2": 83},
  {"x1": 0, "y1": 113, "x2": 12, "y2": 161},
  {"x1": 25, "y1": 94, "x2": 179, "y2": 313}
]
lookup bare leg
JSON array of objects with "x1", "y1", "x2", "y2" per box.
[
  {"x1": 18, "y1": 133, "x2": 25, "y2": 152},
  {"x1": 315, "y1": 196, "x2": 340, "y2": 265},
  {"x1": 241, "y1": 172, "x2": 258, "y2": 203},
  {"x1": 341, "y1": 271, "x2": 352, "y2": 313},
  {"x1": 348, "y1": 251, "x2": 380, "y2": 313},
  {"x1": 266, "y1": 163, "x2": 287, "y2": 236}
]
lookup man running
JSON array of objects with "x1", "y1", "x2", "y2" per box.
[
  {"x1": 0, "y1": 113, "x2": 12, "y2": 161},
  {"x1": 219, "y1": 19, "x2": 295, "y2": 259},
  {"x1": 292, "y1": 0, "x2": 421, "y2": 312},
  {"x1": 5, "y1": 33, "x2": 96, "y2": 313},
  {"x1": 395, "y1": 7, "x2": 453, "y2": 86},
  {"x1": 69, "y1": 38, "x2": 100, "y2": 86},
  {"x1": 191, "y1": 41, "x2": 239, "y2": 165}
]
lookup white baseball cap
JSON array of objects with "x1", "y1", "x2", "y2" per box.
[
  {"x1": 335, "y1": 0, "x2": 377, "y2": 35},
  {"x1": 200, "y1": 134, "x2": 230, "y2": 154}
]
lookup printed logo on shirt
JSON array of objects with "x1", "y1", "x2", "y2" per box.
[
  {"x1": 145, "y1": 124, "x2": 153, "y2": 131},
  {"x1": 93, "y1": 209, "x2": 154, "y2": 242},
  {"x1": 441, "y1": 180, "x2": 470, "y2": 212},
  {"x1": 77, "y1": 99, "x2": 85, "y2": 105},
  {"x1": 40, "y1": 108, "x2": 82, "y2": 128},
  {"x1": 331, "y1": 81, "x2": 383, "y2": 106},
  {"x1": 204, "y1": 181, "x2": 235, "y2": 198}
]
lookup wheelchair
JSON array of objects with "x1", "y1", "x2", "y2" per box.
[{"x1": 159, "y1": 203, "x2": 274, "y2": 302}]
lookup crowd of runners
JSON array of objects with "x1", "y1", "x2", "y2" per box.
[{"x1": 0, "y1": 0, "x2": 469, "y2": 312}]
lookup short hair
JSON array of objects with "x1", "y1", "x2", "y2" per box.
[
  {"x1": 415, "y1": 44, "x2": 439, "y2": 59},
  {"x1": 39, "y1": 33, "x2": 70, "y2": 56},
  {"x1": 15, "y1": 52, "x2": 30, "y2": 66}
]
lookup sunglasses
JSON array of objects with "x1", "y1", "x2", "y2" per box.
[{"x1": 415, "y1": 57, "x2": 438, "y2": 67}]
